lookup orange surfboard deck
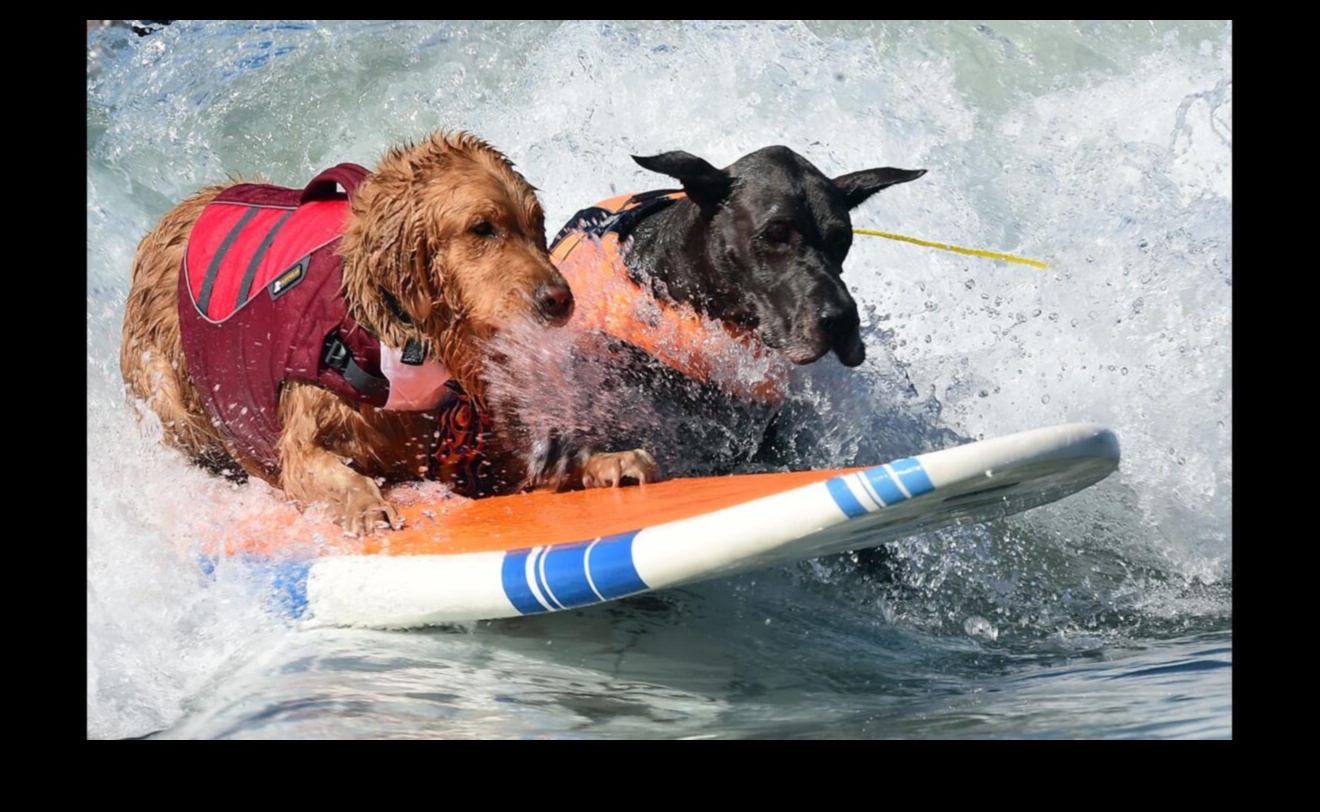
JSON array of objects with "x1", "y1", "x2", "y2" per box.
[{"x1": 223, "y1": 467, "x2": 866, "y2": 560}]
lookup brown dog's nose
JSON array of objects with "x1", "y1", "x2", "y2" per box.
[{"x1": 537, "y1": 282, "x2": 575, "y2": 324}]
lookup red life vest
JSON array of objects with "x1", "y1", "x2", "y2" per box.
[{"x1": 177, "y1": 164, "x2": 455, "y2": 476}]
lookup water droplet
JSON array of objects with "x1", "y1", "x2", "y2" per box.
[
  {"x1": 1041, "y1": 394, "x2": 1051, "y2": 404},
  {"x1": 964, "y1": 615, "x2": 998, "y2": 640}
]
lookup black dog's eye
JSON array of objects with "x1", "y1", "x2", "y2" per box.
[
  {"x1": 763, "y1": 223, "x2": 792, "y2": 244},
  {"x1": 470, "y1": 220, "x2": 496, "y2": 238}
]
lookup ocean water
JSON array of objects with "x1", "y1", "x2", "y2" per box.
[{"x1": 86, "y1": 20, "x2": 1232, "y2": 739}]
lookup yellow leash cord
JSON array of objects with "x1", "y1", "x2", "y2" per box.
[{"x1": 853, "y1": 228, "x2": 1049, "y2": 270}]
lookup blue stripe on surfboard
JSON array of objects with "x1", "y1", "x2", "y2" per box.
[
  {"x1": 197, "y1": 554, "x2": 310, "y2": 619},
  {"x1": 502, "y1": 531, "x2": 647, "y2": 615},
  {"x1": 533, "y1": 547, "x2": 565, "y2": 610},
  {"x1": 891, "y1": 457, "x2": 935, "y2": 497},
  {"x1": 862, "y1": 465, "x2": 908, "y2": 506},
  {"x1": 269, "y1": 560, "x2": 310, "y2": 619},
  {"x1": 502, "y1": 549, "x2": 546, "y2": 614},
  {"x1": 826, "y1": 477, "x2": 868, "y2": 518},
  {"x1": 830, "y1": 459, "x2": 934, "y2": 516},
  {"x1": 540, "y1": 542, "x2": 594, "y2": 608},
  {"x1": 586, "y1": 531, "x2": 646, "y2": 600}
]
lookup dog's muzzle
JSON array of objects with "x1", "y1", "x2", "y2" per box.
[
  {"x1": 536, "y1": 281, "x2": 575, "y2": 325},
  {"x1": 822, "y1": 305, "x2": 865, "y2": 367}
]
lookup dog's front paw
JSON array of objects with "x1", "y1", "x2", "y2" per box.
[
  {"x1": 341, "y1": 479, "x2": 403, "y2": 537},
  {"x1": 582, "y1": 449, "x2": 661, "y2": 488}
]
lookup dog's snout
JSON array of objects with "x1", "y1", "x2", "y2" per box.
[
  {"x1": 536, "y1": 281, "x2": 575, "y2": 324},
  {"x1": 821, "y1": 304, "x2": 865, "y2": 367},
  {"x1": 819, "y1": 304, "x2": 857, "y2": 340}
]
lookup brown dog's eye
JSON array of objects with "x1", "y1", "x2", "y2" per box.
[
  {"x1": 763, "y1": 223, "x2": 791, "y2": 244},
  {"x1": 470, "y1": 220, "x2": 496, "y2": 238}
]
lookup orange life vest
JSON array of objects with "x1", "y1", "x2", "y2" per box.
[{"x1": 550, "y1": 191, "x2": 790, "y2": 406}]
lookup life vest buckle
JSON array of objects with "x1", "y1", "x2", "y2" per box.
[
  {"x1": 401, "y1": 338, "x2": 425, "y2": 365},
  {"x1": 322, "y1": 334, "x2": 351, "y2": 373}
]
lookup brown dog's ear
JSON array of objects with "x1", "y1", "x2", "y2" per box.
[
  {"x1": 833, "y1": 167, "x2": 927, "y2": 209},
  {"x1": 395, "y1": 216, "x2": 435, "y2": 324},
  {"x1": 343, "y1": 177, "x2": 437, "y2": 339},
  {"x1": 633, "y1": 151, "x2": 733, "y2": 210}
]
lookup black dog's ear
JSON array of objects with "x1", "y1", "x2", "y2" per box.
[
  {"x1": 633, "y1": 151, "x2": 733, "y2": 209},
  {"x1": 833, "y1": 167, "x2": 927, "y2": 209}
]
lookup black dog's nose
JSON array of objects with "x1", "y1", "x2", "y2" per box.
[
  {"x1": 537, "y1": 282, "x2": 575, "y2": 324},
  {"x1": 821, "y1": 306, "x2": 865, "y2": 367}
]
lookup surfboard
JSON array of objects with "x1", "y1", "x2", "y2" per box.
[{"x1": 209, "y1": 422, "x2": 1119, "y2": 629}]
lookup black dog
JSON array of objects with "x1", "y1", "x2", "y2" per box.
[
  {"x1": 624, "y1": 147, "x2": 924, "y2": 370},
  {"x1": 492, "y1": 146, "x2": 925, "y2": 481}
]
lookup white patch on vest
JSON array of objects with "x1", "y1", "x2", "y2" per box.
[{"x1": 380, "y1": 344, "x2": 452, "y2": 411}]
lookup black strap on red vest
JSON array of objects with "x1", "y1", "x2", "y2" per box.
[
  {"x1": 549, "y1": 188, "x2": 682, "y2": 251},
  {"x1": 322, "y1": 333, "x2": 390, "y2": 403}
]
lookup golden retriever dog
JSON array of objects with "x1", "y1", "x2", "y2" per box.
[{"x1": 121, "y1": 131, "x2": 658, "y2": 535}]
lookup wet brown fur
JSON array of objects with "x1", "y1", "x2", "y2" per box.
[{"x1": 121, "y1": 131, "x2": 657, "y2": 535}]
